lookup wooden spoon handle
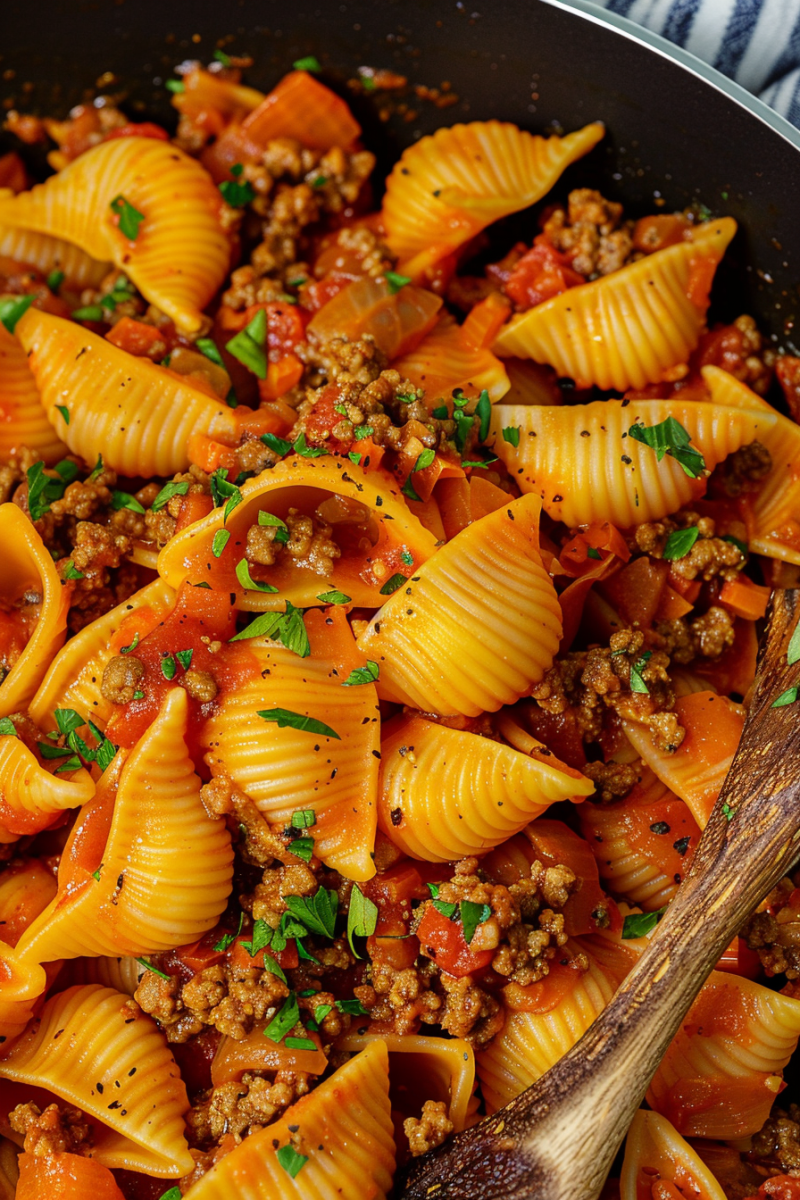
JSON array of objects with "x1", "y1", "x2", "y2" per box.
[{"x1": 400, "y1": 588, "x2": 800, "y2": 1200}]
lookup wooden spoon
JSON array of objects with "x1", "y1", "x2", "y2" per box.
[{"x1": 399, "y1": 587, "x2": 800, "y2": 1200}]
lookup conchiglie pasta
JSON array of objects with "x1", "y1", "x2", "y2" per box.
[
  {"x1": 357, "y1": 494, "x2": 562, "y2": 717},
  {"x1": 0, "y1": 137, "x2": 230, "y2": 332},
  {"x1": 622, "y1": 692, "x2": 744, "y2": 829},
  {"x1": 62, "y1": 955, "x2": 144, "y2": 997},
  {"x1": 201, "y1": 608, "x2": 379, "y2": 881},
  {"x1": 0, "y1": 860, "x2": 57, "y2": 947},
  {"x1": 493, "y1": 219, "x2": 737, "y2": 390},
  {"x1": 15, "y1": 309, "x2": 237, "y2": 477},
  {"x1": 579, "y1": 770, "x2": 700, "y2": 912},
  {"x1": 16, "y1": 688, "x2": 233, "y2": 964},
  {"x1": 489, "y1": 398, "x2": 775, "y2": 529},
  {"x1": 0, "y1": 984, "x2": 193, "y2": 1176},
  {"x1": 28, "y1": 577, "x2": 175, "y2": 734},
  {"x1": 620, "y1": 1110, "x2": 727, "y2": 1200},
  {"x1": 647, "y1": 971, "x2": 800, "y2": 1139},
  {"x1": 0, "y1": 733, "x2": 94, "y2": 834},
  {"x1": 0, "y1": 504, "x2": 69, "y2": 719},
  {"x1": 382, "y1": 120, "x2": 605, "y2": 278},
  {"x1": 183, "y1": 1040, "x2": 394, "y2": 1200},
  {"x1": 0, "y1": 224, "x2": 110, "y2": 287},
  {"x1": 0, "y1": 941, "x2": 47, "y2": 1042},
  {"x1": 0, "y1": 1139, "x2": 17, "y2": 1200},
  {"x1": 702, "y1": 364, "x2": 800, "y2": 564},
  {"x1": 0, "y1": 323, "x2": 65, "y2": 463},
  {"x1": 388, "y1": 312, "x2": 510, "y2": 402},
  {"x1": 475, "y1": 949, "x2": 618, "y2": 1113},
  {"x1": 157, "y1": 454, "x2": 437, "y2": 611},
  {"x1": 378, "y1": 711, "x2": 593, "y2": 862}
]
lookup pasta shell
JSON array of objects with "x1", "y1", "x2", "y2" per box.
[
  {"x1": 157, "y1": 454, "x2": 437, "y2": 611},
  {"x1": 15, "y1": 309, "x2": 237, "y2": 477},
  {"x1": 0, "y1": 734, "x2": 94, "y2": 834},
  {"x1": 0, "y1": 940, "x2": 47, "y2": 1042},
  {"x1": 702, "y1": 364, "x2": 800, "y2": 563},
  {"x1": 0, "y1": 324, "x2": 65, "y2": 464},
  {"x1": 489, "y1": 397, "x2": 776, "y2": 529},
  {"x1": 622, "y1": 692, "x2": 744, "y2": 829},
  {"x1": 17, "y1": 688, "x2": 233, "y2": 964},
  {"x1": 620, "y1": 1110, "x2": 727, "y2": 1200},
  {"x1": 0, "y1": 860, "x2": 58, "y2": 947},
  {"x1": 579, "y1": 769, "x2": 700, "y2": 912},
  {"x1": 0, "y1": 1139, "x2": 18, "y2": 1200},
  {"x1": 0, "y1": 984, "x2": 193, "y2": 1176},
  {"x1": 378, "y1": 712, "x2": 593, "y2": 862},
  {"x1": 305, "y1": 277, "x2": 442, "y2": 361},
  {"x1": 336, "y1": 1030, "x2": 476, "y2": 1135},
  {"x1": 29, "y1": 578, "x2": 176, "y2": 734},
  {"x1": 201, "y1": 609, "x2": 379, "y2": 881},
  {"x1": 493, "y1": 219, "x2": 737, "y2": 390},
  {"x1": 0, "y1": 504, "x2": 69, "y2": 719},
  {"x1": 648, "y1": 970, "x2": 800, "y2": 1138},
  {"x1": 475, "y1": 947, "x2": 617, "y2": 1113},
  {"x1": 0, "y1": 137, "x2": 229, "y2": 332},
  {"x1": 0, "y1": 224, "x2": 110, "y2": 287},
  {"x1": 356, "y1": 494, "x2": 562, "y2": 717},
  {"x1": 392, "y1": 313, "x2": 510, "y2": 402},
  {"x1": 62, "y1": 956, "x2": 143, "y2": 997},
  {"x1": 382, "y1": 121, "x2": 605, "y2": 277},
  {"x1": 183, "y1": 1040, "x2": 395, "y2": 1200}
]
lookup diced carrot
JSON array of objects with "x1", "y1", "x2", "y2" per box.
[
  {"x1": 666, "y1": 572, "x2": 702, "y2": 603},
  {"x1": 174, "y1": 490, "x2": 215, "y2": 536},
  {"x1": 187, "y1": 432, "x2": 238, "y2": 475},
  {"x1": 177, "y1": 932, "x2": 226, "y2": 972},
  {"x1": 258, "y1": 352, "x2": 304, "y2": 401},
  {"x1": 719, "y1": 576, "x2": 771, "y2": 620},
  {"x1": 715, "y1": 936, "x2": 761, "y2": 979},
  {"x1": 656, "y1": 583, "x2": 695, "y2": 621},
  {"x1": 0, "y1": 151, "x2": 29, "y2": 192},
  {"x1": 105, "y1": 316, "x2": 166, "y2": 359},
  {"x1": 350, "y1": 437, "x2": 385, "y2": 472},
  {"x1": 235, "y1": 398, "x2": 296, "y2": 439},
  {"x1": 17, "y1": 1151, "x2": 125, "y2": 1200},
  {"x1": 460, "y1": 292, "x2": 512, "y2": 350},
  {"x1": 230, "y1": 935, "x2": 299, "y2": 973},
  {"x1": 393, "y1": 445, "x2": 463, "y2": 504}
]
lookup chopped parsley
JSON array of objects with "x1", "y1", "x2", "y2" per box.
[
  {"x1": 662, "y1": 527, "x2": 700, "y2": 560},
  {"x1": 788, "y1": 620, "x2": 800, "y2": 667},
  {"x1": 287, "y1": 836, "x2": 315, "y2": 863},
  {"x1": 293, "y1": 432, "x2": 328, "y2": 458},
  {"x1": 195, "y1": 337, "x2": 225, "y2": 367},
  {"x1": 161, "y1": 655, "x2": 177, "y2": 681},
  {"x1": 342, "y1": 661, "x2": 379, "y2": 686},
  {"x1": 335, "y1": 997, "x2": 369, "y2": 1016},
  {"x1": 461, "y1": 455, "x2": 498, "y2": 469},
  {"x1": 628, "y1": 417, "x2": 706, "y2": 479},
  {"x1": 474, "y1": 389, "x2": 492, "y2": 442},
  {"x1": 379, "y1": 573, "x2": 407, "y2": 596},
  {"x1": 276, "y1": 1144, "x2": 309, "y2": 1178},
  {"x1": 209, "y1": 469, "x2": 243, "y2": 522},
  {"x1": 0, "y1": 718, "x2": 17, "y2": 737},
  {"x1": 385, "y1": 270, "x2": 411, "y2": 294},
  {"x1": 235, "y1": 558, "x2": 279, "y2": 593},
  {"x1": 257, "y1": 707, "x2": 340, "y2": 739},
  {"x1": 264, "y1": 993, "x2": 300, "y2": 1042},
  {"x1": 291, "y1": 810, "x2": 316, "y2": 829},
  {"x1": 151, "y1": 480, "x2": 190, "y2": 512},
  {"x1": 176, "y1": 649, "x2": 193, "y2": 671},
  {"x1": 721, "y1": 801, "x2": 735, "y2": 821},
  {"x1": 165, "y1": 79, "x2": 185, "y2": 93},
  {"x1": 158, "y1": 1189, "x2": 183, "y2": 1200},
  {"x1": 502, "y1": 425, "x2": 521, "y2": 448},
  {"x1": 629, "y1": 651, "x2": 652, "y2": 695},
  {"x1": 212, "y1": 529, "x2": 230, "y2": 558},
  {"x1": 111, "y1": 490, "x2": 146, "y2": 514},
  {"x1": 587, "y1": 547, "x2": 602, "y2": 560},
  {"x1": 460, "y1": 900, "x2": 492, "y2": 945},
  {"x1": 120, "y1": 633, "x2": 140, "y2": 655},
  {"x1": 622, "y1": 907, "x2": 667, "y2": 939},
  {"x1": 773, "y1": 687, "x2": 799, "y2": 708},
  {"x1": 285, "y1": 888, "x2": 338, "y2": 939},
  {"x1": 46, "y1": 269, "x2": 65, "y2": 292},
  {"x1": 232, "y1": 601, "x2": 310, "y2": 656},
  {"x1": 136, "y1": 957, "x2": 169, "y2": 979},
  {"x1": 353, "y1": 425, "x2": 375, "y2": 440},
  {"x1": 55, "y1": 404, "x2": 70, "y2": 425},
  {"x1": 293, "y1": 55, "x2": 321, "y2": 71},
  {"x1": 213, "y1": 912, "x2": 245, "y2": 952},
  {"x1": 225, "y1": 308, "x2": 267, "y2": 378},
  {"x1": 346, "y1": 885, "x2": 378, "y2": 957},
  {"x1": 0, "y1": 293, "x2": 34, "y2": 333},
  {"x1": 317, "y1": 590, "x2": 350, "y2": 605},
  {"x1": 214, "y1": 48, "x2": 232, "y2": 66},
  {"x1": 258, "y1": 511, "x2": 289, "y2": 543},
  {"x1": 220, "y1": 174, "x2": 256, "y2": 208},
  {"x1": 26, "y1": 459, "x2": 78, "y2": 520},
  {"x1": 431, "y1": 404, "x2": 449, "y2": 420},
  {"x1": 62, "y1": 559, "x2": 84, "y2": 580},
  {"x1": 261, "y1": 431, "x2": 293, "y2": 457},
  {"x1": 402, "y1": 447, "x2": 436, "y2": 501},
  {"x1": 110, "y1": 194, "x2": 145, "y2": 241}
]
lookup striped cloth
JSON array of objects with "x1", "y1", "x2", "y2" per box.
[{"x1": 586, "y1": 0, "x2": 800, "y2": 125}]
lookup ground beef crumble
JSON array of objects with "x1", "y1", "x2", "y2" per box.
[
  {"x1": 742, "y1": 875, "x2": 800, "y2": 980},
  {"x1": 404, "y1": 1099, "x2": 454, "y2": 1157},
  {"x1": 632, "y1": 510, "x2": 747, "y2": 582},
  {"x1": 9, "y1": 1101, "x2": 92, "y2": 1157},
  {"x1": 542, "y1": 188, "x2": 635, "y2": 278},
  {"x1": 751, "y1": 1105, "x2": 800, "y2": 1175}
]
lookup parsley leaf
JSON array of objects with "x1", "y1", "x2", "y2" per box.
[
  {"x1": 346, "y1": 885, "x2": 378, "y2": 958},
  {"x1": 721, "y1": 801, "x2": 735, "y2": 821},
  {"x1": 291, "y1": 809, "x2": 316, "y2": 829},
  {"x1": 629, "y1": 651, "x2": 652, "y2": 695},
  {"x1": 263, "y1": 992, "x2": 300, "y2": 1042},
  {"x1": 214, "y1": 48, "x2": 233, "y2": 66},
  {"x1": 232, "y1": 601, "x2": 310, "y2": 656},
  {"x1": 241, "y1": 919, "x2": 278, "y2": 962},
  {"x1": 452, "y1": 408, "x2": 474, "y2": 455},
  {"x1": 235, "y1": 558, "x2": 279, "y2": 593},
  {"x1": 401, "y1": 448, "x2": 436, "y2": 501},
  {"x1": 161, "y1": 655, "x2": 177, "y2": 681},
  {"x1": 212, "y1": 529, "x2": 230, "y2": 558},
  {"x1": 474, "y1": 389, "x2": 491, "y2": 443},
  {"x1": 502, "y1": 425, "x2": 521, "y2": 448},
  {"x1": 385, "y1": 270, "x2": 411, "y2": 294},
  {"x1": 285, "y1": 888, "x2": 338, "y2": 939},
  {"x1": 46, "y1": 269, "x2": 64, "y2": 292},
  {"x1": 317, "y1": 590, "x2": 350, "y2": 605},
  {"x1": 293, "y1": 55, "x2": 322, "y2": 71},
  {"x1": 136, "y1": 957, "x2": 170, "y2": 980},
  {"x1": 26, "y1": 460, "x2": 75, "y2": 521},
  {"x1": 151, "y1": 480, "x2": 189, "y2": 512},
  {"x1": 110, "y1": 194, "x2": 145, "y2": 241},
  {"x1": 293, "y1": 432, "x2": 328, "y2": 458},
  {"x1": 165, "y1": 79, "x2": 185, "y2": 94},
  {"x1": 226, "y1": 308, "x2": 267, "y2": 378},
  {"x1": 662, "y1": 527, "x2": 700, "y2": 561},
  {"x1": 628, "y1": 417, "x2": 706, "y2": 479},
  {"x1": 55, "y1": 404, "x2": 69, "y2": 425},
  {"x1": 209, "y1": 468, "x2": 243, "y2": 522},
  {"x1": 120, "y1": 633, "x2": 139, "y2": 655},
  {"x1": 261, "y1": 432, "x2": 293, "y2": 457},
  {"x1": 788, "y1": 621, "x2": 800, "y2": 667},
  {"x1": 195, "y1": 337, "x2": 225, "y2": 367},
  {"x1": 432, "y1": 899, "x2": 458, "y2": 920},
  {"x1": 213, "y1": 912, "x2": 245, "y2": 953},
  {"x1": 111, "y1": 490, "x2": 145, "y2": 514},
  {"x1": 276, "y1": 1144, "x2": 309, "y2": 1178},
  {"x1": 460, "y1": 900, "x2": 492, "y2": 945},
  {"x1": 0, "y1": 293, "x2": 34, "y2": 334},
  {"x1": 220, "y1": 176, "x2": 256, "y2": 207},
  {"x1": 353, "y1": 425, "x2": 375, "y2": 441},
  {"x1": 287, "y1": 836, "x2": 315, "y2": 863},
  {"x1": 380, "y1": 573, "x2": 407, "y2": 596},
  {"x1": 0, "y1": 718, "x2": 16, "y2": 737},
  {"x1": 62, "y1": 559, "x2": 84, "y2": 580},
  {"x1": 773, "y1": 687, "x2": 799, "y2": 708},
  {"x1": 257, "y1": 707, "x2": 340, "y2": 739},
  {"x1": 622, "y1": 907, "x2": 667, "y2": 939},
  {"x1": 175, "y1": 649, "x2": 193, "y2": 671},
  {"x1": 335, "y1": 997, "x2": 369, "y2": 1016},
  {"x1": 342, "y1": 661, "x2": 379, "y2": 686},
  {"x1": 158, "y1": 1188, "x2": 182, "y2": 1200}
]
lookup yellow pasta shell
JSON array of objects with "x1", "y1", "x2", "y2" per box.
[
  {"x1": 489, "y1": 397, "x2": 776, "y2": 528},
  {"x1": 0, "y1": 735, "x2": 94, "y2": 824},
  {"x1": 493, "y1": 219, "x2": 736, "y2": 389},
  {"x1": 0, "y1": 137, "x2": 229, "y2": 332},
  {"x1": 62, "y1": 955, "x2": 143, "y2": 997},
  {"x1": 0, "y1": 860, "x2": 57, "y2": 948},
  {"x1": 0, "y1": 323, "x2": 65, "y2": 463},
  {"x1": 17, "y1": 688, "x2": 233, "y2": 964},
  {"x1": 157, "y1": 454, "x2": 438, "y2": 611},
  {"x1": 382, "y1": 121, "x2": 605, "y2": 277},
  {"x1": 0, "y1": 983, "x2": 193, "y2": 1176},
  {"x1": 620, "y1": 1110, "x2": 727, "y2": 1200},
  {"x1": 15, "y1": 309, "x2": 237, "y2": 476},
  {"x1": 391, "y1": 313, "x2": 510, "y2": 402},
  {"x1": 0, "y1": 504, "x2": 69, "y2": 719},
  {"x1": 0, "y1": 1137, "x2": 18, "y2": 1198},
  {"x1": 201, "y1": 610, "x2": 379, "y2": 881},
  {"x1": 0, "y1": 940, "x2": 47, "y2": 1042},
  {"x1": 378, "y1": 712, "x2": 593, "y2": 862},
  {"x1": 184, "y1": 1040, "x2": 395, "y2": 1200},
  {"x1": 29, "y1": 578, "x2": 175, "y2": 734},
  {"x1": 0, "y1": 224, "x2": 110, "y2": 287},
  {"x1": 702, "y1": 364, "x2": 800, "y2": 563},
  {"x1": 357, "y1": 493, "x2": 562, "y2": 716},
  {"x1": 475, "y1": 946, "x2": 617, "y2": 1113}
]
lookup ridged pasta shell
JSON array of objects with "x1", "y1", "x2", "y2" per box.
[
  {"x1": 0, "y1": 984, "x2": 193, "y2": 1176},
  {"x1": 378, "y1": 712, "x2": 593, "y2": 862},
  {"x1": 29, "y1": 578, "x2": 175, "y2": 734},
  {"x1": 0, "y1": 860, "x2": 58, "y2": 947},
  {"x1": 183, "y1": 1040, "x2": 395, "y2": 1200},
  {"x1": 0, "y1": 224, "x2": 110, "y2": 287},
  {"x1": 489, "y1": 397, "x2": 776, "y2": 529},
  {"x1": 0, "y1": 734, "x2": 94, "y2": 832},
  {"x1": 392, "y1": 313, "x2": 510, "y2": 402},
  {"x1": 0, "y1": 1138, "x2": 18, "y2": 1199},
  {"x1": 493, "y1": 219, "x2": 737, "y2": 389},
  {"x1": 382, "y1": 121, "x2": 605, "y2": 277},
  {"x1": 17, "y1": 689, "x2": 233, "y2": 964},
  {"x1": 0, "y1": 324, "x2": 65, "y2": 464},
  {"x1": 647, "y1": 970, "x2": 800, "y2": 1138},
  {"x1": 356, "y1": 494, "x2": 562, "y2": 717},
  {"x1": 15, "y1": 309, "x2": 237, "y2": 476},
  {"x1": 62, "y1": 956, "x2": 144, "y2": 997},
  {"x1": 620, "y1": 1110, "x2": 727, "y2": 1200},
  {"x1": 201, "y1": 609, "x2": 379, "y2": 881},
  {"x1": 475, "y1": 946, "x2": 617, "y2": 1113},
  {"x1": 157, "y1": 454, "x2": 438, "y2": 611},
  {"x1": 702, "y1": 364, "x2": 800, "y2": 564},
  {"x1": 622, "y1": 692, "x2": 744, "y2": 829},
  {"x1": 579, "y1": 770, "x2": 700, "y2": 912},
  {"x1": 0, "y1": 940, "x2": 47, "y2": 1042},
  {"x1": 0, "y1": 137, "x2": 229, "y2": 332},
  {"x1": 336, "y1": 1030, "x2": 476, "y2": 1134},
  {"x1": 0, "y1": 504, "x2": 69, "y2": 719}
]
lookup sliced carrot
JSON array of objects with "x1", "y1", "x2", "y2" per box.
[
  {"x1": 656, "y1": 583, "x2": 695, "y2": 621},
  {"x1": 16, "y1": 1151, "x2": 126, "y2": 1199},
  {"x1": 187, "y1": 432, "x2": 238, "y2": 475},
  {"x1": 259, "y1": 352, "x2": 304, "y2": 401},
  {"x1": 719, "y1": 576, "x2": 770, "y2": 620},
  {"x1": 460, "y1": 292, "x2": 512, "y2": 350}
]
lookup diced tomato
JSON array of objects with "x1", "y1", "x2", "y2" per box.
[
  {"x1": 686, "y1": 255, "x2": 719, "y2": 309},
  {"x1": 299, "y1": 272, "x2": 353, "y2": 313},
  {"x1": 104, "y1": 122, "x2": 170, "y2": 142},
  {"x1": 259, "y1": 352, "x2": 303, "y2": 401},
  {"x1": 304, "y1": 382, "x2": 352, "y2": 451},
  {"x1": 748, "y1": 1177, "x2": 800, "y2": 1200},
  {"x1": 502, "y1": 234, "x2": 584, "y2": 311},
  {"x1": 230, "y1": 934, "x2": 299, "y2": 972},
  {"x1": 416, "y1": 904, "x2": 493, "y2": 978},
  {"x1": 176, "y1": 931, "x2": 226, "y2": 972},
  {"x1": 105, "y1": 317, "x2": 166, "y2": 359},
  {"x1": 169, "y1": 1026, "x2": 221, "y2": 1097}
]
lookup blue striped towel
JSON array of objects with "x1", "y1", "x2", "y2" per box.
[{"x1": 586, "y1": 0, "x2": 800, "y2": 125}]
